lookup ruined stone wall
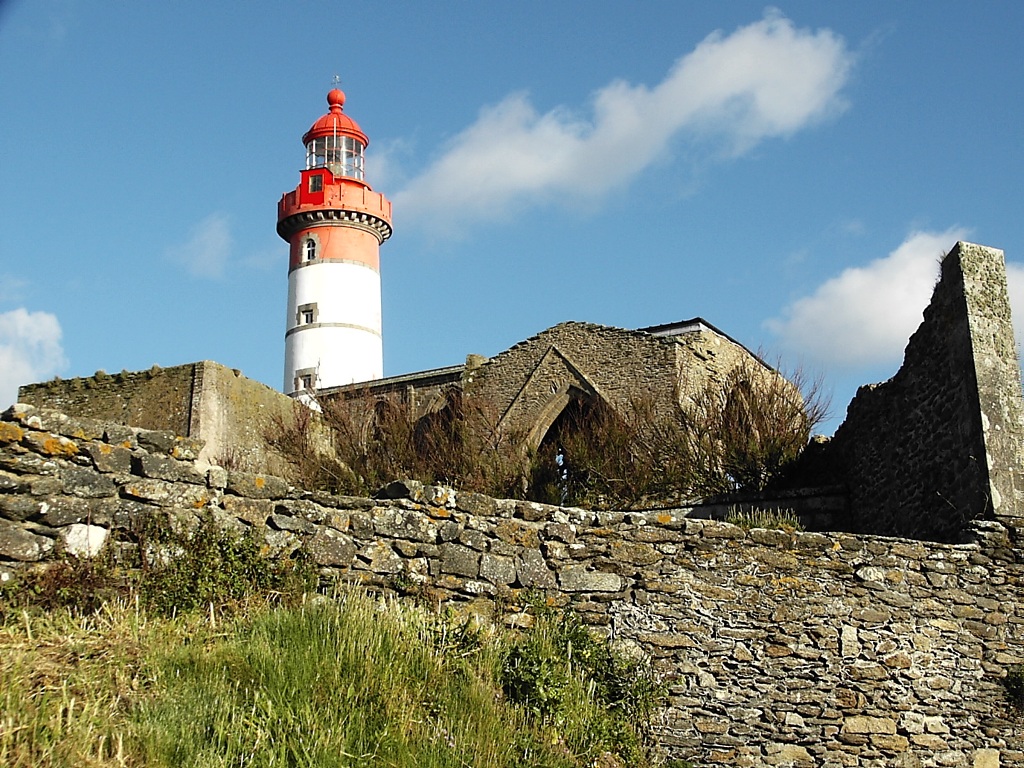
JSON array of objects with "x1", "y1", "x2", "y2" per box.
[
  {"x1": 468, "y1": 322, "x2": 756, "y2": 445},
  {"x1": 2, "y1": 404, "x2": 1021, "y2": 768},
  {"x1": 828, "y1": 242, "x2": 1024, "y2": 542},
  {"x1": 18, "y1": 364, "x2": 198, "y2": 436},
  {"x1": 19, "y1": 361, "x2": 301, "y2": 476},
  {"x1": 186, "y1": 361, "x2": 300, "y2": 476}
]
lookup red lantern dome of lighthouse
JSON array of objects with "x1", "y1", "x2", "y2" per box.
[
  {"x1": 301, "y1": 90, "x2": 370, "y2": 185},
  {"x1": 302, "y1": 89, "x2": 370, "y2": 147}
]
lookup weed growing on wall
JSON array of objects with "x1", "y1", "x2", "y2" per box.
[
  {"x1": 680, "y1": 358, "x2": 830, "y2": 495},
  {"x1": 0, "y1": 514, "x2": 315, "y2": 621},
  {"x1": 135, "y1": 514, "x2": 316, "y2": 615},
  {"x1": 725, "y1": 506, "x2": 804, "y2": 532},
  {"x1": 0, "y1": 552, "x2": 123, "y2": 617}
]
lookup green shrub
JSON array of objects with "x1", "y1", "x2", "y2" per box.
[
  {"x1": 136, "y1": 514, "x2": 316, "y2": 615},
  {"x1": 501, "y1": 602, "x2": 663, "y2": 766}
]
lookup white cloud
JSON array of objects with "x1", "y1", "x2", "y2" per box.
[
  {"x1": 0, "y1": 308, "x2": 67, "y2": 409},
  {"x1": 394, "y1": 11, "x2": 853, "y2": 234},
  {"x1": 166, "y1": 213, "x2": 232, "y2": 279},
  {"x1": 766, "y1": 228, "x2": 969, "y2": 368}
]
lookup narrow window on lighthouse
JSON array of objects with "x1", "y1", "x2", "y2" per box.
[
  {"x1": 295, "y1": 367, "x2": 317, "y2": 391},
  {"x1": 297, "y1": 302, "x2": 318, "y2": 325},
  {"x1": 308, "y1": 174, "x2": 323, "y2": 193},
  {"x1": 304, "y1": 239, "x2": 317, "y2": 261}
]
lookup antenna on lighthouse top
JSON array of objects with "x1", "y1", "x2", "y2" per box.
[{"x1": 331, "y1": 74, "x2": 341, "y2": 89}]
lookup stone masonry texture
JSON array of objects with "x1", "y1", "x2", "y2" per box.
[
  {"x1": 2, "y1": 402, "x2": 1022, "y2": 767},
  {"x1": 19, "y1": 360, "x2": 301, "y2": 477},
  {"x1": 466, "y1": 321, "x2": 758, "y2": 448},
  {"x1": 827, "y1": 242, "x2": 1024, "y2": 542}
]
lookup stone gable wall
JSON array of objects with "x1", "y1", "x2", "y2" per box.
[
  {"x1": 468, "y1": 322, "x2": 756, "y2": 441},
  {"x1": 827, "y1": 243, "x2": 1024, "y2": 542},
  {"x1": 2, "y1": 404, "x2": 1022, "y2": 768}
]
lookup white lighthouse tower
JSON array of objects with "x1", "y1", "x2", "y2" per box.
[{"x1": 277, "y1": 87, "x2": 393, "y2": 396}]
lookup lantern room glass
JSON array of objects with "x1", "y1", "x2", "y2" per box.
[{"x1": 305, "y1": 135, "x2": 365, "y2": 181}]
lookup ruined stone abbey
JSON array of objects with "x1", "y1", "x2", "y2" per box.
[
  {"x1": 6, "y1": 239, "x2": 1024, "y2": 766},
  {"x1": 3, "y1": 85, "x2": 1024, "y2": 766}
]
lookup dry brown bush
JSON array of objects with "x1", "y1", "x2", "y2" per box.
[{"x1": 267, "y1": 359, "x2": 828, "y2": 507}]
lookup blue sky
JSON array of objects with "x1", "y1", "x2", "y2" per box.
[{"x1": 2, "y1": 2, "x2": 1023, "y2": 434}]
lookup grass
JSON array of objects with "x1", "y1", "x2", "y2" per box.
[
  {"x1": 135, "y1": 595, "x2": 546, "y2": 767},
  {"x1": 725, "y1": 506, "x2": 803, "y2": 532},
  {"x1": 2, "y1": 587, "x2": 664, "y2": 767},
  {"x1": 1, "y1": 517, "x2": 665, "y2": 766}
]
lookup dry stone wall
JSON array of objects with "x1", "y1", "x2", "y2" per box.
[{"x1": 2, "y1": 403, "x2": 1022, "y2": 767}]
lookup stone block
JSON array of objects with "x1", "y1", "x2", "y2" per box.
[
  {"x1": 169, "y1": 437, "x2": 204, "y2": 461},
  {"x1": 440, "y1": 542, "x2": 479, "y2": 577},
  {"x1": 516, "y1": 548, "x2": 555, "y2": 588},
  {"x1": 872, "y1": 733, "x2": 909, "y2": 751},
  {"x1": 135, "y1": 429, "x2": 178, "y2": 455},
  {"x1": 495, "y1": 520, "x2": 540, "y2": 548},
  {"x1": 60, "y1": 523, "x2": 108, "y2": 557},
  {"x1": 0, "y1": 469, "x2": 21, "y2": 492},
  {"x1": 357, "y1": 540, "x2": 403, "y2": 574},
  {"x1": 841, "y1": 716, "x2": 896, "y2": 735},
  {"x1": 516, "y1": 501, "x2": 550, "y2": 522},
  {"x1": 131, "y1": 453, "x2": 205, "y2": 485},
  {"x1": 480, "y1": 553, "x2": 516, "y2": 585},
  {"x1": 226, "y1": 471, "x2": 290, "y2": 500},
  {"x1": 84, "y1": 442, "x2": 133, "y2": 474},
  {"x1": 0, "y1": 422, "x2": 25, "y2": 444},
  {"x1": 263, "y1": 528, "x2": 300, "y2": 558},
  {"x1": 61, "y1": 465, "x2": 116, "y2": 498},
  {"x1": 306, "y1": 527, "x2": 355, "y2": 567},
  {"x1": 558, "y1": 566, "x2": 622, "y2": 593},
  {"x1": 206, "y1": 465, "x2": 228, "y2": 489},
  {"x1": 0, "y1": 494, "x2": 41, "y2": 522},
  {"x1": 458, "y1": 528, "x2": 488, "y2": 551},
  {"x1": 0, "y1": 520, "x2": 53, "y2": 561},
  {"x1": 275, "y1": 499, "x2": 329, "y2": 525},
  {"x1": 763, "y1": 744, "x2": 813, "y2": 766},
  {"x1": 32, "y1": 477, "x2": 64, "y2": 496},
  {"x1": 222, "y1": 496, "x2": 273, "y2": 526},
  {"x1": 457, "y1": 492, "x2": 497, "y2": 517},
  {"x1": 122, "y1": 479, "x2": 213, "y2": 508},
  {"x1": 24, "y1": 431, "x2": 79, "y2": 457},
  {"x1": 973, "y1": 748, "x2": 1000, "y2": 768},
  {"x1": 609, "y1": 540, "x2": 662, "y2": 565},
  {"x1": 38, "y1": 496, "x2": 109, "y2": 527},
  {"x1": 103, "y1": 424, "x2": 137, "y2": 449},
  {"x1": 0, "y1": 453, "x2": 59, "y2": 475}
]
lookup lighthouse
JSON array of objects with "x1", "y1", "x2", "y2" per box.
[{"x1": 277, "y1": 87, "x2": 393, "y2": 396}]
